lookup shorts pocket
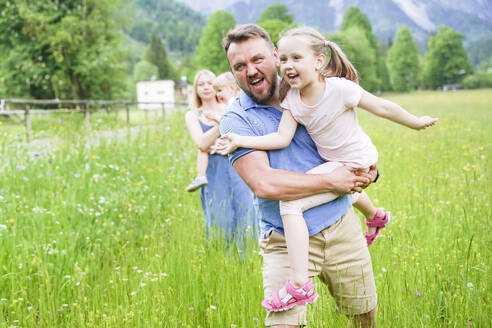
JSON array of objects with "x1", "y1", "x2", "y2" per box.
[{"x1": 261, "y1": 230, "x2": 286, "y2": 255}]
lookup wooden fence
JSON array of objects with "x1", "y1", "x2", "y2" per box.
[{"x1": 0, "y1": 99, "x2": 189, "y2": 141}]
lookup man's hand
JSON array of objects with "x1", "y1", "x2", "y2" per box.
[
  {"x1": 353, "y1": 164, "x2": 378, "y2": 190},
  {"x1": 324, "y1": 166, "x2": 371, "y2": 195}
]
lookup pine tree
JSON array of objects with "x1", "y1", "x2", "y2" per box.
[
  {"x1": 340, "y1": 6, "x2": 381, "y2": 91},
  {"x1": 387, "y1": 25, "x2": 421, "y2": 91},
  {"x1": 423, "y1": 25, "x2": 472, "y2": 89},
  {"x1": 257, "y1": 3, "x2": 294, "y2": 25},
  {"x1": 194, "y1": 10, "x2": 236, "y2": 75},
  {"x1": 257, "y1": 4, "x2": 298, "y2": 46},
  {"x1": 328, "y1": 27, "x2": 379, "y2": 92},
  {"x1": 145, "y1": 30, "x2": 174, "y2": 80},
  {"x1": 341, "y1": 6, "x2": 378, "y2": 51}
]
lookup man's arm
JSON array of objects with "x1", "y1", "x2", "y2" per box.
[{"x1": 233, "y1": 150, "x2": 372, "y2": 201}]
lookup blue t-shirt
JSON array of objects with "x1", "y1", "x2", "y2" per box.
[{"x1": 220, "y1": 90, "x2": 352, "y2": 238}]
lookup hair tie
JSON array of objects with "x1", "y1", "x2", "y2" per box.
[{"x1": 324, "y1": 40, "x2": 330, "y2": 47}]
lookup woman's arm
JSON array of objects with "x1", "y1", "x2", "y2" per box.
[
  {"x1": 358, "y1": 90, "x2": 438, "y2": 130},
  {"x1": 185, "y1": 111, "x2": 220, "y2": 152},
  {"x1": 216, "y1": 109, "x2": 298, "y2": 155}
]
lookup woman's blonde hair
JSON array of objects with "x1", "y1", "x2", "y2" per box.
[
  {"x1": 278, "y1": 26, "x2": 358, "y2": 99},
  {"x1": 192, "y1": 70, "x2": 217, "y2": 109}
]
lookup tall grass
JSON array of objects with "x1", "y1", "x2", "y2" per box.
[{"x1": 0, "y1": 89, "x2": 490, "y2": 327}]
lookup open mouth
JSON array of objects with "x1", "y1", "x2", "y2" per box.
[
  {"x1": 285, "y1": 72, "x2": 299, "y2": 84},
  {"x1": 249, "y1": 77, "x2": 264, "y2": 90}
]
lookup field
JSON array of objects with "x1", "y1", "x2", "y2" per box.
[{"x1": 0, "y1": 89, "x2": 491, "y2": 327}]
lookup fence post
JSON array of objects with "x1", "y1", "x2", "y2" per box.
[
  {"x1": 24, "y1": 104, "x2": 32, "y2": 142},
  {"x1": 126, "y1": 105, "x2": 130, "y2": 128},
  {"x1": 84, "y1": 102, "x2": 91, "y2": 130},
  {"x1": 161, "y1": 102, "x2": 165, "y2": 121}
]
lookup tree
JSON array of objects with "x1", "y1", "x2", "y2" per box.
[
  {"x1": 130, "y1": 20, "x2": 154, "y2": 43},
  {"x1": 257, "y1": 4, "x2": 298, "y2": 46},
  {"x1": 341, "y1": 6, "x2": 378, "y2": 51},
  {"x1": 328, "y1": 27, "x2": 379, "y2": 92},
  {"x1": 133, "y1": 61, "x2": 158, "y2": 82},
  {"x1": 340, "y1": 6, "x2": 381, "y2": 91},
  {"x1": 377, "y1": 58, "x2": 392, "y2": 92},
  {"x1": 387, "y1": 25, "x2": 421, "y2": 91},
  {"x1": 137, "y1": 0, "x2": 206, "y2": 53},
  {"x1": 257, "y1": 3, "x2": 294, "y2": 25},
  {"x1": 0, "y1": 0, "x2": 127, "y2": 99},
  {"x1": 145, "y1": 30, "x2": 174, "y2": 80},
  {"x1": 423, "y1": 25, "x2": 472, "y2": 89},
  {"x1": 177, "y1": 55, "x2": 198, "y2": 85},
  {"x1": 194, "y1": 10, "x2": 236, "y2": 75}
]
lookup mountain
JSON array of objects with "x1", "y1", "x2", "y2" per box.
[
  {"x1": 177, "y1": 0, "x2": 492, "y2": 47},
  {"x1": 125, "y1": 0, "x2": 206, "y2": 53}
]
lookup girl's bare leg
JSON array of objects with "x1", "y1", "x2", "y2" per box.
[
  {"x1": 282, "y1": 214, "x2": 309, "y2": 287},
  {"x1": 197, "y1": 150, "x2": 208, "y2": 177},
  {"x1": 353, "y1": 191, "x2": 377, "y2": 235}
]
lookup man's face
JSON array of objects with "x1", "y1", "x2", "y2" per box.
[{"x1": 227, "y1": 37, "x2": 279, "y2": 106}]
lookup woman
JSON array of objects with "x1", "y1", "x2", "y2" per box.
[{"x1": 185, "y1": 70, "x2": 256, "y2": 252}]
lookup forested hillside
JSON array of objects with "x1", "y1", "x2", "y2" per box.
[
  {"x1": 1, "y1": 0, "x2": 490, "y2": 100},
  {"x1": 126, "y1": 0, "x2": 205, "y2": 54}
]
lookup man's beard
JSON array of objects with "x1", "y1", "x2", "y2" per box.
[{"x1": 246, "y1": 75, "x2": 277, "y2": 105}]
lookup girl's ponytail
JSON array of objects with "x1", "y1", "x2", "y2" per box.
[{"x1": 322, "y1": 40, "x2": 359, "y2": 84}]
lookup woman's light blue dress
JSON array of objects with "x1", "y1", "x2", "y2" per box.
[{"x1": 198, "y1": 120, "x2": 257, "y2": 250}]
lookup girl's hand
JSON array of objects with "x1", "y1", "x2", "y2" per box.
[
  {"x1": 203, "y1": 111, "x2": 222, "y2": 125},
  {"x1": 208, "y1": 139, "x2": 221, "y2": 154},
  {"x1": 415, "y1": 116, "x2": 438, "y2": 130},
  {"x1": 215, "y1": 133, "x2": 241, "y2": 155}
]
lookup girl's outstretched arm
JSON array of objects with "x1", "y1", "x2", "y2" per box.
[
  {"x1": 358, "y1": 90, "x2": 438, "y2": 130},
  {"x1": 216, "y1": 109, "x2": 298, "y2": 155}
]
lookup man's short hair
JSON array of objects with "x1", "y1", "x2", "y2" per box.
[{"x1": 222, "y1": 24, "x2": 274, "y2": 53}]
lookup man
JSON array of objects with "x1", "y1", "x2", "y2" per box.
[{"x1": 219, "y1": 24, "x2": 378, "y2": 327}]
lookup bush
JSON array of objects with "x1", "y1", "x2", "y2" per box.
[{"x1": 462, "y1": 71, "x2": 492, "y2": 89}]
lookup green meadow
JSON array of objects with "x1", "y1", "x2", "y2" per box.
[{"x1": 0, "y1": 89, "x2": 490, "y2": 327}]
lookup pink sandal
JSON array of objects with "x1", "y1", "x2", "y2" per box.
[
  {"x1": 365, "y1": 208, "x2": 391, "y2": 246},
  {"x1": 262, "y1": 279, "x2": 318, "y2": 312}
]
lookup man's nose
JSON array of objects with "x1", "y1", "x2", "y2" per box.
[{"x1": 246, "y1": 63, "x2": 258, "y2": 76}]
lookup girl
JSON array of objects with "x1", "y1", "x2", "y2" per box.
[
  {"x1": 186, "y1": 72, "x2": 239, "y2": 192},
  {"x1": 213, "y1": 72, "x2": 239, "y2": 107},
  {"x1": 217, "y1": 27, "x2": 437, "y2": 312}
]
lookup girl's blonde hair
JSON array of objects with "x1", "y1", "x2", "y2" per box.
[
  {"x1": 213, "y1": 72, "x2": 237, "y2": 90},
  {"x1": 192, "y1": 70, "x2": 217, "y2": 109},
  {"x1": 278, "y1": 27, "x2": 358, "y2": 99}
]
